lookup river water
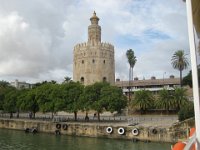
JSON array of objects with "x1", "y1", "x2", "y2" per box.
[{"x1": 0, "y1": 129, "x2": 171, "y2": 150}]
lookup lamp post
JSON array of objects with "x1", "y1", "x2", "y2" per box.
[{"x1": 163, "y1": 72, "x2": 166, "y2": 88}]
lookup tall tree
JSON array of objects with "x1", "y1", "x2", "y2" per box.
[
  {"x1": 100, "y1": 85, "x2": 127, "y2": 113},
  {"x1": 126, "y1": 49, "x2": 137, "y2": 102},
  {"x1": 19, "y1": 89, "x2": 39, "y2": 119},
  {"x1": 15, "y1": 89, "x2": 27, "y2": 118},
  {"x1": 171, "y1": 50, "x2": 189, "y2": 87},
  {"x1": 83, "y1": 82, "x2": 109, "y2": 121},
  {"x1": 0, "y1": 85, "x2": 14, "y2": 110},
  {"x1": 3, "y1": 88, "x2": 18, "y2": 118},
  {"x1": 79, "y1": 89, "x2": 91, "y2": 121},
  {"x1": 60, "y1": 82, "x2": 84, "y2": 121},
  {"x1": 132, "y1": 90, "x2": 153, "y2": 114},
  {"x1": 35, "y1": 83, "x2": 58, "y2": 119}
]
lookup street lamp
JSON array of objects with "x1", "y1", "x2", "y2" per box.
[{"x1": 163, "y1": 72, "x2": 166, "y2": 88}]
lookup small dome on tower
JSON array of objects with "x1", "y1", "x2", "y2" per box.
[{"x1": 90, "y1": 11, "x2": 99, "y2": 24}]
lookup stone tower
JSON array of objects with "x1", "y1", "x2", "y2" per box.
[{"x1": 73, "y1": 12, "x2": 115, "y2": 85}]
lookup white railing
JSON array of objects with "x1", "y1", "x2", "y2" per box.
[
  {"x1": 186, "y1": 0, "x2": 200, "y2": 149},
  {"x1": 184, "y1": 133, "x2": 196, "y2": 150}
]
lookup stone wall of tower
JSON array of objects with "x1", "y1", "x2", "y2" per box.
[
  {"x1": 73, "y1": 12, "x2": 115, "y2": 85},
  {"x1": 73, "y1": 42, "x2": 115, "y2": 85},
  {"x1": 88, "y1": 24, "x2": 101, "y2": 42}
]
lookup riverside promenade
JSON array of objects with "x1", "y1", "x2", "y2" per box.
[
  {"x1": 0, "y1": 111, "x2": 193, "y2": 143},
  {"x1": 0, "y1": 111, "x2": 178, "y2": 127}
]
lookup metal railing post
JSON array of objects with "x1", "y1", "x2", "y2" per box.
[{"x1": 186, "y1": 0, "x2": 200, "y2": 149}]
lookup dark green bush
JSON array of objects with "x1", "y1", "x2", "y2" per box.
[{"x1": 178, "y1": 101, "x2": 194, "y2": 121}]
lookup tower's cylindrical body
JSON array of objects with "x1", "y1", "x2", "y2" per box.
[{"x1": 73, "y1": 12, "x2": 115, "y2": 85}]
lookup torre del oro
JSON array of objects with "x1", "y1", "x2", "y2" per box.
[{"x1": 73, "y1": 12, "x2": 115, "y2": 85}]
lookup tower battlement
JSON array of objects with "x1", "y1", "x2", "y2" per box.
[{"x1": 74, "y1": 42, "x2": 114, "y2": 52}]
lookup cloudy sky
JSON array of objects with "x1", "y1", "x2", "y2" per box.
[{"x1": 0, "y1": 0, "x2": 193, "y2": 83}]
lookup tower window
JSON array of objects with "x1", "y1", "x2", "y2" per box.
[
  {"x1": 92, "y1": 59, "x2": 95, "y2": 63},
  {"x1": 103, "y1": 77, "x2": 107, "y2": 82},
  {"x1": 80, "y1": 77, "x2": 84, "y2": 84},
  {"x1": 103, "y1": 60, "x2": 105, "y2": 64},
  {"x1": 82, "y1": 60, "x2": 84, "y2": 64}
]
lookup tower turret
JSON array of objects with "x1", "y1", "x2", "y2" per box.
[{"x1": 88, "y1": 11, "x2": 101, "y2": 43}]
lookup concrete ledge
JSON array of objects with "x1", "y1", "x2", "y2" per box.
[{"x1": 0, "y1": 118, "x2": 193, "y2": 143}]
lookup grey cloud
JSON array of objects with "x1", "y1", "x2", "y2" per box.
[
  {"x1": 0, "y1": 0, "x2": 74, "y2": 81},
  {"x1": 0, "y1": 0, "x2": 191, "y2": 82}
]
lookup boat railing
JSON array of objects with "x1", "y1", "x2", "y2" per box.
[{"x1": 183, "y1": 133, "x2": 196, "y2": 150}]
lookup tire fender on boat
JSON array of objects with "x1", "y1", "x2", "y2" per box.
[
  {"x1": 31, "y1": 128, "x2": 37, "y2": 134},
  {"x1": 117, "y1": 127, "x2": 125, "y2": 135},
  {"x1": 132, "y1": 128, "x2": 139, "y2": 136},
  {"x1": 56, "y1": 123, "x2": 61, "y2": 129},
  {"x1": 62, "y1": 124, "x2": 68, "y2": 130},
  {"x1": 149, "y1": 128, "x2": 157, "y2": 134},
  {"x1": 106, "y1": 127, "x2": 113, "y2": 134}
]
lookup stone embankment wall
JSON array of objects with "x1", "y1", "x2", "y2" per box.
[
  {"x1": 168, "y1": 118, "x2": 195, "y2": 141},
  {"x1": 0, "y1": 118, "x2": 195, "y2": 143}
]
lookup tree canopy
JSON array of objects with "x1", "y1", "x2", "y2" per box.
[
  {"x1": 3, "y1": 88, "x2": 18, "y2": 118},
  {"x1": 132, "y1": 90, "x2": 153, "y2": 114},
  {"x1": 60, "y1": 82, "x2": 84, "y2": 121},
  {"x1": 100, "y1": 85, "x2": 127, "y2": 113},
  {"x1": 155, "y1": 89, "x2": 173, "y2": 112},
  {"x1": 172, "y1": 88, "x2": 188, "y2": 111},
  {"x1": 182, "y1": 67, "x2": 200, "y2": 88}
]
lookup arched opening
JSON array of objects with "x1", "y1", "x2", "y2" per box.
[
  {"x1": 82, "y1": 60, "x2": 84, "y2": 64},
  {"x1": 80, "y1": 77, "x2": 84, "y2": 84},
  {"x1": 103, "y1": 77, "x2": 107, "y2": 82},
  {"x1": 92, "y1": 59, "x2": 95, "y2": 63}
]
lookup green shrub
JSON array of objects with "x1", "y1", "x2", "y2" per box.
[{"x1": 178, "y1": 101, "x2": 194, "y2": 121}]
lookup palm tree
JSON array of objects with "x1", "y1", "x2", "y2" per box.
[
  {"x1": 172, "y1": 87, "x2": 188, "y2": 111},
  {"x1": 156, "y1": 89, "x2": 173, "y2": 113},
  {"x1": 126, "y1": 49, "x2": 137, "y2": 102},
  {"x1": 171, "y1": 50, "x2": 189, "y2": 87},
  {"x1": 132, "y1": 90, "x2": 153, "y2": 114},
  {"x1": 64, "y1": 76, "x2": 72, "y2": 83}
]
